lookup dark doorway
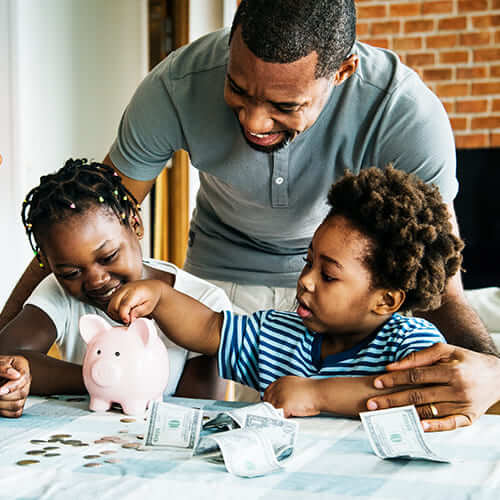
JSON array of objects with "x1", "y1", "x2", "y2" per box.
[{"x1": 455, "y1": 148, "x2": 500, "y2": 289}]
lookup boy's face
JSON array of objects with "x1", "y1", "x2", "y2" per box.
[
  {"x1": 296, "y1": 215, "x2": 386, "y2": 344},
  {"x1": 39, "y1": 206, "x2": 143, "y2": 312}
]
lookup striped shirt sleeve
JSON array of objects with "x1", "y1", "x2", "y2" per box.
[{"x1": 395, "y1": 319, "x2": 446, "y2": 361}]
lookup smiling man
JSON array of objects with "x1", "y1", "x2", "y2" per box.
[{"x1": 3, "y1": 0, "x2": 500, "y2": 430}]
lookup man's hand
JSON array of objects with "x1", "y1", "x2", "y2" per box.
[
  {"x1": 107, "y1": 280, "x2": 165, "y2": 325},
  {"x1": 0, "y1": 355, "x2": 31, "y2": 418},
  {"x1": 366, "y1": 343, "x2": 500, "y2": 432},
  {"x1": 263, "y1": 376, "x2": 321, "y2": 417}
]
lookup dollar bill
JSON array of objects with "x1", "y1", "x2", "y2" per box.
[
  {"x1": 203, "y1": 401, "x2": 282, "y2": 430},
  {"x1": 145, "y1": 401, "x2": 202, "y2": 448},
  {"x1": 360, "y1": 405, "x2": 451, "y2": 463}
]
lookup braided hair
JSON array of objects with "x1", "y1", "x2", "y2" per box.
[
  {"x1": 21, "y1": 158, "x2": 140, "y2": 265},
  {"x1": 326, "y1": 166, "x2": 464, "y2": 312}
]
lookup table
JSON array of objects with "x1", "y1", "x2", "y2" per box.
[{"x1": 1, "y1": 396, "x2": 500, "y2": 500}]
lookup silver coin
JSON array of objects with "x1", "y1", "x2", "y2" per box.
[
  {"x1": 83, "y1": 455, "x2": 102, "y2": 459},
  {"x1": 26, "y1": 450, "x2": 45, "y2": 456},
  {"x1": 120, "y1": 418, "x2": 136, "y2": 423},
  {"x1": 83, "y1": 462, "x2": 101, "y2": 468},
  {"x1": 30, "y1": 439, "x2": 46, "y2": 444},
  {"x1": 100, "y1": 450, "x2": 116, "y2": 455},
  {"x1": 44, "y1": 453, "x2": 61, "y2": 457},
  {"x1": 17, "y1": 460, "x2": 40, "y2": 466},
  {"x1": 43, "y1": 446, "x2": 60, "y2": 451},
  {"x1": 50, "y1": 434, "x2": 71, "y2": 439},
  {"x1": 122, "y1": 442, "x2": 141, "y2": 449}
]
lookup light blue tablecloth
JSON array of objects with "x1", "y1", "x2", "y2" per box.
[{"x1": 0, "y1": 396, "x2": 499, "y2": 499}]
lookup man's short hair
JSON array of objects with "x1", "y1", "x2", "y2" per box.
[{"x1": 230, "y1": 0, "x2": 356, "y2": 79}]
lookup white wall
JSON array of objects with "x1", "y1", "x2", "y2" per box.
[{"x1": 0, "y1": 0, "x2": 149, "y2": 308}]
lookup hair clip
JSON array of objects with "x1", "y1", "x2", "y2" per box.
[
  {"x1": 39, "y1": 262, "x2": 44, "y2": 268},
  {"x1": 69, "y1": 202, "x2": 76, "y2": 209},
  {"x1": 123, "y1": 195, "x2": 128, "y2": 201},
  {"x1": 121, "y1": 212, "x2": 126, "y2": 219},
  {"x1": 113, "y1": 190, "x2": 119, "y2": 196},
  {"x1": 98, "y1": 196, "x2": 104, "y2": 203}
]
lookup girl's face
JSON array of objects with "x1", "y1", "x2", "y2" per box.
[
  {"x1": 39, "y1": 206, "x2": 143, "y2": 312},
  {"x1": 296, "y1": 215, "x2": 388, "y2": 347}
]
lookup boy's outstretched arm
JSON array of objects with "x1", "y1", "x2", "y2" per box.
[
  {"x1": 263, "y1": 375, "x2": 399, "y2": 418},
  {"x1": 107, "y1": 279, "x2": 223, "y2": 356}
]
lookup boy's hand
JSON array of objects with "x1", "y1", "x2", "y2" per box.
[
  {"x1": 0, "y1": 355, "x2": 31, "y2": 418},
  {"x1": 263, "y1": 376, "x2": 321, "y2": 417},
  {"x1": 107, "y1": 279, "x2": 165, "y2": 325}
]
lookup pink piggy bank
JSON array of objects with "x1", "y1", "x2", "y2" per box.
[{"x1": 79, "y1": 314, "x2": 169, "y2": 416}]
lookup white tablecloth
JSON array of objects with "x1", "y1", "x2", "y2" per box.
[{"x1": 1, "y1": 396, "x2": 499, "y2": 499}]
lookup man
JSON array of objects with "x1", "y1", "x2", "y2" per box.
[{"x1": 2, "y1": 0, "x2": 499, "y2": 430}]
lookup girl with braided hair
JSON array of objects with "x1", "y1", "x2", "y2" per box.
[
  {"x1": 105, "y1": 166, "x2": 464, "y2": 426},
  {"x1": 0, "y1": 158, "x2": 231, "y2": 417}
]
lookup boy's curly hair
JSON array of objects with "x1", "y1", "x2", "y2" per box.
[{"x1": 327, "y1": 166, "x2": 464, "y2": 312}]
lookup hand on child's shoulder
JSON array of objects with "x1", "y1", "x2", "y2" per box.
[
  {"x1": 0, "y1": 355, "x2": 31, "y2": 418},
  {"x1": 263, "y1": 375, "x2": 321, "y2": 418}
]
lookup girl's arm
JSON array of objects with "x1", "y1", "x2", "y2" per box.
[
  {"x1": 107, "y1": 279, "x2": 223, "y2": 356},
  {"x1": 0, "y1": 305, "x2": 85, "y2": 395},
  {"x1": 263, "y1": 375, "x2": 403, "y2": 417}
]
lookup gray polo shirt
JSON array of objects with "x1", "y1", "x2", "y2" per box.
[{"x1": 109, "y1": 28, "x2": 457, "y2": 287}]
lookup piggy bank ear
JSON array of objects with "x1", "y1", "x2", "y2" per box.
[
  {"x1": 79, "y1": 314, "x2": 112, "y2": 344},
  {"x1": 128, "y1": 318, "x2": 157, "y2": 347}
]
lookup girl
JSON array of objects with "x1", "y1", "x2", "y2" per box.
[
  {"x1": 106, "y1": 166, "x2": 464, "y2": 420},
  {"x1": 0, "y1": 159, "x2": 231, "y2": 417}
]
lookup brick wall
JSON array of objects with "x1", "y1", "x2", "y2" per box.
[{"x1": 356, "y1": 0, "x2": 500, "y2": 149}]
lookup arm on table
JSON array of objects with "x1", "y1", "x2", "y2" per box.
[
  {"x1": 0, "y1": 305, "x2": 85, "y2": 398},
  {"x1": 107, "y1": 279, "x2": 223, "y2": 357},
  {"x1": 367, "y1": 204, "x2": 500, "y2": 431}
]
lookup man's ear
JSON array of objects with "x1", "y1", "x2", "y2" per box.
[
  {"x1": 128, "y1": 212, "x2": 144, "y2": 240},
  {"x1": 373, "y1": 289, "x2": 406, "y2": 315},
  {"x1": 332, "y1": 54, "x2": 359, "y2": 86}
]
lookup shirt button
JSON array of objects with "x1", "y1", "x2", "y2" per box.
[{"x1": 275, "y1": 176, "x2": 284, "y2": 185}]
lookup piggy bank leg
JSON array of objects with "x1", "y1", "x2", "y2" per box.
[
  {"x1": 89, "y1": 397, "x2": 112, "y2": 412},
  {"x1": 121, "y1": 400, "x2": 148, "y2": 416}
]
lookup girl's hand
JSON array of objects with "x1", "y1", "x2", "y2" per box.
[
  {"x1": 263, "y1": 376, "x2": 322, "y2": 417},
  {"x1": 0, "y1": 355, "x2": 31, "y2": 418},
  {"x1": 107, "y1": 279, "x2": 166, "y2": 325}
]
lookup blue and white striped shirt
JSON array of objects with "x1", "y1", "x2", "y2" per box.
[{"x1": 218, "y1": 310, "x2": 445, "y2": 394}]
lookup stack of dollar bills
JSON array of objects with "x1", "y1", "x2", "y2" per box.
[{"x1": 144, "y1": 401, "x2": 299, "y2": 477}]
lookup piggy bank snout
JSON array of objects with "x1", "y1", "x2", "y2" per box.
[{"x1": 90, "y1": 359, "x2": 121, "y2": 387}]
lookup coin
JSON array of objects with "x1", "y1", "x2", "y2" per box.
[
  {"x1": 61, "y1": 440, "x2": 82, "y2": 445},
  {"x1": 43, "y1": 446, "x2": 60, "y2": 451},
  {"x1": 83, "y1": 455, "x2": 102, "y2": 459},
  {"x1": 104, "y1": 458, "x2": 120, "y2": 464},
  {"x1": 100, "y1": 450, "x2": 116, "y2": 455},
  {"x1": 48, "y1": 438, "x2": 62, "y2": 443},
  {"x1": 50, "y1": 434, "x2": 71, "y2": 439},
  {"x1": 30, "y1": 440, "x2": 46, "y2": 444},
  {"x1": 44, "y1": 453, "x2": 61, "y2": 457},
  {"x1": 136, "y1": 434, "x2": 144, "y2": 440},
  {"x1": 26, "y1": 450, "x2": 45, "y2": 455},
  {"x1": 118, "y1": 430, "x2": 129, "y2": 434},
  {"x1": 120, "y1": 418, "x2": 136, "y2": 423},
  {"x1": 122, "y1": 442, "x2": 141, "y2": 449},
  {"x1": 83, "y1": 462, "x2": 101, "y2": 468},
  {"x1": 17, "y1": 460, "x2": 40, "y2": 466}
]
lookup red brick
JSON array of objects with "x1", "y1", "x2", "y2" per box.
[
  {"x1": 471, "y1": 116, "x2": 500, "y2": 129},
  {"x1": 474, "y1": 48, "x2": 500, "y2": 62},
  {"x1": 441, "y1": 100, "x2": 454, "y2": 113},
  {"x1": 422, "y1": 1, "x2": 453, "y2": 14},
  {"x1": 405, "y1": 20, "x2": 435, "y2": 33},
  {"x1": 440, "y1": 51, "x2": 469, "y2": 64},
  {"x1": 361, "y1": 38, "x2": 391, "y2": 49},
  {"x1": 407, "y1": 52, "x2": 436, "y2": 66},
  {"x1": 491, "y1": 65, "x2": 500, "y2": 77},
  {"x1": 357, "y1": 5, "x2": 387, "y2": 18},
  {"x1": 458, "y1": 0, "x2": 488, "y2": 11},
  {"x1": 394, "y1": 36, "x2": 422, "y2": 51},
  {"x1": 439, "y1": 17, "x2": 466, "y2": 31},
  {"x1": 423, "y1": 68, "x2": 453, "y2": 80},
  {"x1": 472, "y1": 82, "x2": 500, "y2": 95},
  {"x1": 491, "y1": 133, "x2": 500, "y2": 146},
  {"x1": 457, "y1": 66, "x2": 488, "y2": 79},
  {"x1": 456, "y1": 99, "x2": 488, "y2": 113},
  {"x1": 460, "y1": 32, "x2": 491, "y2": 46},
  {"x1": 357, "y1": 22, "x2": 370, "y2": 36},
  {"x1": 454, "y1": 133, "x2": 489, "y2": 148},
  {"x1": 450, "y1": 117, "x2": 468, "y2": 130},
  {"x1": 390, "y1": 3, "x2": 421, "y2": 16},
  {"x1": 426, "y1": 34, "x2": 457, "y2": 48},
  {"x1": 436, "y1": 83, "x2": 469, "y2": 97},
  {"x1": 472, "y1": 15, "x2": 500, "y2": 28},
  {"x1": 372, "y1": 21, "x2": 401, "y2": 35},
  {"x1": 492, "y1": 99, "x2": 500, "y2": 111}
]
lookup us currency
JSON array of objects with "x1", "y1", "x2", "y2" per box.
[
  {"x1": 360, "y1": 405, "x2": 451, "y2": 463},
  {"x1": 145, "y1": 401, "x2": 202, "y2": 448}
]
